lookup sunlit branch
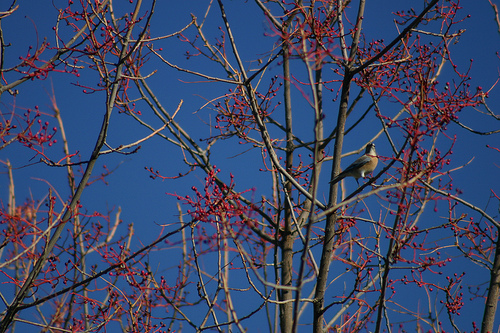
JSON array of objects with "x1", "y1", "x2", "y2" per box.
[{"x1": 422, "y1": 181, "x2": 500, "y2": 229}]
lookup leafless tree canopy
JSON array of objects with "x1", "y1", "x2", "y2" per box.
[{"x1": 0, "y1": 1, "x2": 499, "y2": 332}]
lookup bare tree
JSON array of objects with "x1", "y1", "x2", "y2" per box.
[{"x1": 1, "y1": 0, "x2": 499, "y2": 332}]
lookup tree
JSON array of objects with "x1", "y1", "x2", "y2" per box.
[{"x1": 1, "y1": 0, "x2": 499, "y2": 332}]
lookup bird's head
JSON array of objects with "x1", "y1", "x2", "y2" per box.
[{"x1": 365, "y1": 142, "x2": 376, "y2": 155}]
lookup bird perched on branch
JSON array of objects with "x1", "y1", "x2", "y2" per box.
[{"x1": 330, "y1": 142, "x2": 378, "y2": 185}]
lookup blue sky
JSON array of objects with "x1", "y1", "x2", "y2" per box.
[{"x1": 1, "y1": 0, "x2": 500, "y2": 331}]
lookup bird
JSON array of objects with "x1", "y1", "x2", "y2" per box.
[{"x1": 330, "y1": 142, "x2": 378, "y2": 185}]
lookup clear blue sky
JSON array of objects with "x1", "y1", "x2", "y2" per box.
[{"x1": 1, "y1": 0, "x2": 500, "y2": 331}]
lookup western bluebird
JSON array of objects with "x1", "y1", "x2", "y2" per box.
[{"x1": 330, "y1": 142, "x2": 378, "y2": 185}]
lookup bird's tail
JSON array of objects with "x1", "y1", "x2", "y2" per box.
[{"x1": 329, "y1": 172, "x2": 346, "y2": 185}]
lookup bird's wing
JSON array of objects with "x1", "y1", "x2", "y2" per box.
[
  {"x1": 342, "y1": 155, "x2": 371, "y2": 173},
  {"x1": 330, "y1": 155, "x2": 372, "y2": 184}
]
